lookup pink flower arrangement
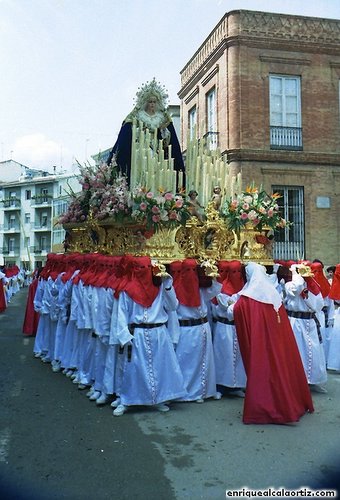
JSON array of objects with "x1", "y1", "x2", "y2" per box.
[
  {"x1": 59, "y1": 162, "x2": 192, "y2": 232},
  {"x1": 58, "y1": 193, "x2": 89, "y2": 224},
  {"x1": 222, "y1": 185, "x2": 291, "y2": 233},
  {"x1": 58, "y1": 160, "x2": 131, "y2": 224},
  {"x1": 131, "y1": 187, "x2": 191, "y2": 231}
]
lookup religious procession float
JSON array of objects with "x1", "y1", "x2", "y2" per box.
[{"x1": 59, "y1": 79, "x2": 290, "y2": 268}]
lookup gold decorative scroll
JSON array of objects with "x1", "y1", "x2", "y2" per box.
[{"x1": 63, "y1": 206, "x2": 273, "y2": 264}]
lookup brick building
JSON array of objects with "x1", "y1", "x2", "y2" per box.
[{"x1": 179, "y1": 9, "x2": 340, "y2": 264}]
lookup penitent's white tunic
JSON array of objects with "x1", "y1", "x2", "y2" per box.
[
  {"x1": 33, "y1": 279, "x2": 47, "y2": 356},
  {"x1": 100, "y1": 291, "x2": 121, "y2": 395},
  {"x1": 66, "y1": 280, "x2": 92, "y2": 378},
  {"x1": 327, "y1": 307, "x2": 340, "y2": 371},
  {"x1": 33, "y1": 277, "x2": 55, "y2": 360},
  {"x1": 116, "y1": 283, "x2": 187, "y2": 406},
  {"x1": 285, "y1": 276, "x2": 327, "y2": 385},
  {"x1": 175, "y1": 282, "x2": 221, "y2": 401},
  {"x1": 59, "y1": 274, "x2": 79, "y2": 369},
  {"x1": 54, "y1": 270, "x2": 79, "y2": 365},
  {"x1": 212, "y1": 291, "x2": 246, "y2": 389},
  {"x1": 321, "y1": 296, "x2": 335, "y2": 361},
  {"x1": 47, "y1": 274, "x2": 62, "y2": 363},
  {"x1": 90, "y1": 286, "x2": 115, "y2": 393}
]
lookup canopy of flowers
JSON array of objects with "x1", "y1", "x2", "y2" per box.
[
  {"x1": 221, "y1": 185, "x2": 290, "y2": 233},
  {"x1": 131, "y1": 187, "x2": 191, "y2": 231}
]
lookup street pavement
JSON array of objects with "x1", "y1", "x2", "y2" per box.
[{"x1": 1, "y1": 289, "x2": 340, "y2": 500}]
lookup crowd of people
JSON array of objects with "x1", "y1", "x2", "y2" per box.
[
  {"x1": 20, "y1": 252, "x2": 340, "y2": 424},
  {"x1": 0, "y1": 264, "x2": 32, "y2": 314}
]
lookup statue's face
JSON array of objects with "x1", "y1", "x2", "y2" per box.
[{"x1": 145, "y1": 96, "x2": 158, "y2": 114}]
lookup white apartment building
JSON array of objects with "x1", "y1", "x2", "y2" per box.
[{"x1": 0, "y1": 160, "x2": 80, "y2": 269}]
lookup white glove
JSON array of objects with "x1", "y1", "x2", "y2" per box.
[
  {"x1": 163, "y1": 276, "x2": 173, "y2": 290},
  {"x1": 121, "y1": 339, "x2": 133, "y2": 348}
]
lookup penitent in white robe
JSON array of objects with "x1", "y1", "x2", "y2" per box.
[{"x1": 115, "y1": 283, "x2": 187, "y2": 406}]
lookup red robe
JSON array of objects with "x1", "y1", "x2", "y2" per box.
[
  {"x1": 234, "y1": 296, "x2": 314, "y2": 424},
  {"x1": 22, "y1": 279, "x2": 40, "y2": 336},
  {"x1": 0, "y1": 280, "x2": 6, "y2": 313}
]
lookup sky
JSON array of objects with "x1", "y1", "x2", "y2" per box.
[{"x1": 1, "y1": 0, "x2": 340, "y2": 174}]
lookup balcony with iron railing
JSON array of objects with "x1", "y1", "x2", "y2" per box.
[
  {"x1": 1, "y1": 246, "x2": 20, "y2": 255},
  {"x1": 31, "y1": 194, "x2": 53, "y2": 207},
  {"x1": 34, "y1": 221, "x2": 52, "y2": 231},
  {"x1": 270, "y1": 126, "x2": 303, "y2": 150},
  {"x1": 32, "y1": 245, "x2": 51, "y2": 254},
  {"x1": 0, "y1": 198, "x2": 21, "y2": 209},
  {"x1": 1, "y1": 224, "x2": 21, "y2": 233},
  {"x1": 203, "y1": 131, "x2": 219, "y2": 150}
]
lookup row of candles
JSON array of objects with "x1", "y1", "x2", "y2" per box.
[
  {"x1": 185, "y1": 134, "x2": 242, "y2": 207},
  {"x1": 130, "y1": 119, "x2": 242, "y2": 205},
  {"x1": 130, "y1": 120, "x2": 178, "y2": 194}
]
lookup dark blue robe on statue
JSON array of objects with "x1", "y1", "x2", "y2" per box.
[{"x1": 107, "y1": 121, "x2": 185, "y2": 188}]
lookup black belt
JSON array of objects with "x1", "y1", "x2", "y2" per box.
[
  {"x1": 287, "y1": 311, "x2": 314, "y2": 320},
  {"x1": 66, "y1": 304, "x2": 71, "y2": 323},
  {"x1": 322, "y1": 306, "x2": 329, "y2": 328},
  {"x1": 121, "y1": 322, "x2": 167, "y2": 362},
  {"x1": 287, "y1": 310, "x2": 322, "y2": 344},
  {"x1": 213, "y1": 317, "x2": 235, "y2": 325},
  {"x1": 128, "y1": 322, "x2": 166, "y2": 332},
  {"x1": 179, "y1": 317, "x2": 208, "y2": 327}
]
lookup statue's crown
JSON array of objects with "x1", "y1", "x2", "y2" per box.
[{"x1": 134, "y1": 78, "x2": 169, "y2": 110}]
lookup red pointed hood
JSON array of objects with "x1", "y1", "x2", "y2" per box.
[
  {"x1": 329, "y1": 264, "x2": 340, "y2": 300},
  {"x1": 310, "y1": 262, "x2": 330, "y2": 298},
  {"x1": 171, "y1": 259, "x2": 200, "y2": 307},
  {"x1": 123, "y1": 256, "x2": 159, "y2": 307},
  {"x1": 221, "y1": 260, "x2": 245, "y2": 296}
]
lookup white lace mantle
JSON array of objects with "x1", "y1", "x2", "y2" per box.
[{"x1": 136, "y1": 110, "x2": 165, "y2": 131}]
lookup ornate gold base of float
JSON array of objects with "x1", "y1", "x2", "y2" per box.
[
  {"x1": 232, "y1": 223, "x2": 274, "y2": 266},
  {"x1": 63, "y1": 203, "x2": 273, "y2": 264}
]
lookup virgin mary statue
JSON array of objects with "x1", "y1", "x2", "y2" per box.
[{"x1": 107, "y1": 78, "x2": 185, "y2": 186}]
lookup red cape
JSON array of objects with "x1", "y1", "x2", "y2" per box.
[
  {"x1": 234, "y1": 296, "x2": 314, "y2": 424},
  {"x1": 22, "y1": 279, "x2": 40, "y2": 336}
]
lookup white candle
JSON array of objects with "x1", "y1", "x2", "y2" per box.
[
  {"x1": 168, "y1": 144, "x2": 172, "y2": 161},
  {"x1": 131, "y1": 119, "x2": 137, "y2": 188},
  {"x1": 153, "y1": 128, "x2": 158, "y2": 152},
  {"x1": 139, "y1": 121, "x2": 144, "y2": 149},
  {"x1": 159, "y1": 167, "x2": 163, "y2": 189},
  {"x1": 178, "y1": 171, "x2": 183, "y2": 191},
  {"x1": 154, "y1": 158, "x2": 158, "y2": 192},
  {"x1": 200, "y1": 162, "x2": 205, "y2": 206},
  {"x1": 145, "y1": 128, "x2": 150, "y2": 150},
  {"x1": 237, "y1": 172, "x2": 242, "y2": 194},
  {"x1": 195, "y1": 157, "x2": 200, "y2": 191},
  {"x1": 172, "y1": 170, "x2": 176, "y2": 194}
]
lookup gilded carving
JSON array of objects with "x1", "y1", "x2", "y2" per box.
[{"x1": 64, "y1": 202, "x2": 272, "y2": 264}]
